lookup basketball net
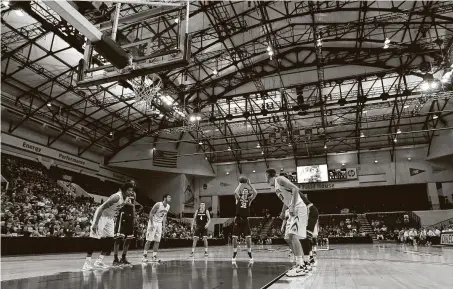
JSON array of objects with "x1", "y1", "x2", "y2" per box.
[{"x1": 130, "y1": 74, "x2": 162, "y2": 112}]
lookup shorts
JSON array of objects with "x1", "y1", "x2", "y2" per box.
[
  {"x1": 146, "y1": 220, "x2": 163, "y2": 242},
  {"x1": 90, "y1": 215, "x2": 114, "y2": 239},
  {"x1": 232, "y1": 216, "x2": 251, "y2": 237},
  {"x1": 287, "y1": 203, "x2": 307, "y2": 239},
  {"x1": 114, "y1": 210, "x2": 135, "y2": 239},
  {"x1": 307, "y1": 204, "x2": 319, "y2": 238},
  {"x1": 194, "y1": 226, "x2": 208, "y2": 238}
]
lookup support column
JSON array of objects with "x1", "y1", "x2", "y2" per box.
[
  {"x1": 211, "y1": 196, "x2": 219, "y2": 218},
  {"x1": 427, "y1": 183, "x2": 441, "y2": 210},
  {"x1": 441, "y1": 182, "x2": 453, "y2": 205}
]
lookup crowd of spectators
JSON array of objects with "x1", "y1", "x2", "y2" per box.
[{"x1": 318, "y1": 215, "x2": 364, "y2": 238}]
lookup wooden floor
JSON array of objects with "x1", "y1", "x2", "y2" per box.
[{"x1": 1, "y1": 244, "x2": 453, "y2": 289}]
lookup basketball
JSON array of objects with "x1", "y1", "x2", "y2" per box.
[{"x1": 238, "y1": 176, "x2": 249, "y2": 183}]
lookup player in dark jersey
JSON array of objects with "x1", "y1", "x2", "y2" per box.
[
  {"x1": 112, "y1": 180, "x2": 139, "y2": 267},
  {"x1": 232, "y1": 178, "x2": 257, "y2": 264},
  {"x1": 190, "y1": 202, "x2": 211, "y2": 258}
]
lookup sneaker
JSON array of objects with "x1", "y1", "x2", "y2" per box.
[
  {"x1": 304, "y1": 262, "x2": 312, "y2": 272},
  {"x1": 189, "y1": 252, "x2": 194, "y2": 258},
  {"x1": 204, "y1": 252, "x2": 209, "y2": 258},
  {"x1": 286, "y1": 265, "x2": 307, "y2": 277},
  {"x1": 112, "y1": 259, "x2": 122, "y2": 267},
  {"x1": 310, "y1": 257, "x2": 316, "y2": 267},
  {"x1": 151, "y1": 256, "x2": 160, "y2": 263},
  {"x1": 232, "y1": 257, "x2": 236, "y2": 264},
  {"x1": 83, "y1": 260, "x2": 93, "y2": 271},
  {"x1": 142, "y1": 256, "x2": 149, "y2": 263},
  {"x1": 93, "y1": 260, "x2": 109, "y2": 269},
  {"x1": 120, "y1": 258, "x2": 132, "y2": 267}
]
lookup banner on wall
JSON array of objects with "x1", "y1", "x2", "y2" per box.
[
  {"x1": 183, "y1": 185, "x2": 194, "y2": 207},
  {"x1": 409, "y1": 168, "x2": 425, "y2": 176},
  {"x1": 1, "y1": 133, "x2": 100, "y2": 171},
  {"x1": 300, "y1": 183, "x2": 335, "y2": 190}
]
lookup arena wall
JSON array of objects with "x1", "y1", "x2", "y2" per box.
[
  {"x1": 108, "y1": 135, "x2": 215, "y2": 177},
  {"x1": 413, "y1": 209, "x2": 453, "y2": 226}
]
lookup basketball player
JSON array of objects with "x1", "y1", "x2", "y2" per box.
[
  {"x1": 232, "y1": 178, "x2": 257, "y2": 264},
  {"x1": 190, "y1": 202, "x2": 211, "y2": 257},
  {"x1": 112, "y1": 180, "x2": 138, "y2": 267},
  {"x1": 304, "y1": 193, "x2": 319, "y2": 266},
  {"x1": 83, "y1": 181, "x2": 135, "y2": 270},
  {"x1": 142, "y1": 194, "x2": 171, "y2": 263},
  {"x1": 265, "y1": 168, "x2": 309, "y2": 277}
]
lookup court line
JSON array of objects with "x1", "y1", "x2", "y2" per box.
[{"x1": 260, "y1": 267, "x2": 291, "y2": 289}]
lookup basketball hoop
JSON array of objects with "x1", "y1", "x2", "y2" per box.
[{"x1": 130, "y1": 74, "x2": 162, "y2": 112}]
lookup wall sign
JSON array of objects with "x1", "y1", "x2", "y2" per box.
[
  {"x1": 441, "y1": 232, "x2": 453, "y2": 246},
  {"x1": 300, "y1": 183, "x2": 335, "y2": 190},
  {"x1": 409, "y1": 168, "x2": 425, "y2": 176}
]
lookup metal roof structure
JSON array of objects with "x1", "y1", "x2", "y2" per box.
[{"x1": 1, "y1": 1, "x2": 453, "y2": 172}]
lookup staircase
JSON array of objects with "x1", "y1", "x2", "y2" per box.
[
  {"x1": 357, "y1": 214, "x2": 375, "y2": 239},
  {"x1": 259, "y1": 218, "x2": 274, "y2": 239}
]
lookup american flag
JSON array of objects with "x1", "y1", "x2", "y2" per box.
[{"x1": 153, "y1": 149, "x2": 178, "y2": 168}]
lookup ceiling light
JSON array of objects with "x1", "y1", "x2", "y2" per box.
[
  {"x1": 393, "y1": 137, "x2": 397, "y2": 143},
  {"x1": 341, "y1": 163, "x2": 345, "y2": 166},
  {"x1": 324, "y1": 144, "x2": 327, "y2": 149},
  {"x1": 288, "y1": 143, "x2": 292, "y2": 147},
  {"x1": 261, "y1": 151, "x2": 264, "y2": 155},
  {"x1": 421, "y1": 81, "x2": 430, "y2": 91},
  {"x1": 267, "y1": 45, "x2": 272, "y2": 52},
  {"x1": 256, "y1": 143, "x2": 260, "y2": 148},
  {"x1": 433, "y1": 114, "x2": 438, "y2": 119},
  {"x1": 15, "y1": 10, "x2": 24, "y2": 17},
  {"x1": 362, "y1": 110, "x2": 367, "y2": 114},
  {"x1": 407, "y1": 157, "x2": 412, "y2": 161},
  {"x1": 360, "y1": 132, "x2": 365, "y2": 138},
  {"x1": 205, "y1": 156, "x2": 208, "y2": 160},
  {"x1": 316, "y1": 39, "x2": 322, "y2": 47},
  {"x1": 280, "y1": 168, "x2": 284, "y2": 171},
  {"x1": 374, "y1": 160, "x2": 378, "y2": 163},
  {"x1": 47, "y1": 102, "x2": 52, "y2": 107},
  {"x1": 383, "y1": 44, "x2": 389, "y2": 49},
  {"x1": 253, "y1": 170, "x2": 256, "y2": 173},
  {"x1": 384, "y1": 38, "x2": 391, "y2": 45},
  {"x1": 227, "y1": 146, "x2": 231, "y2": 151},
  {"x1": 109, "y1": 132, "x2": 113, "y2": 136},
  {"x1": 396, "y1": 128, "x2": 401, "y2": 134},
  {"x1": 174, "y1": 18, "x2": 179, "y2": 23},
  {"x1": 226, "y1": 172, "x2": 230, "y2": 175},
  {"x1": 212, "y1": 69, "x2": 218, "y2": 76},
  {"x1": 198, "y1": 140, "x2": 203, "y2": 145}
]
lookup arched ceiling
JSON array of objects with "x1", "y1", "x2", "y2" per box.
[{"x1": 1, "y1": 0, "x2": 453, "y2": 172}]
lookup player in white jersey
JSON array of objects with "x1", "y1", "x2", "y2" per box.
[
  {"x1": 142, "y1": 194, "x2": 171, "y2": 262},
  {"x1": 266, "y1": 168, "x2": 309, "y2": 277},
  {"x1": 82, "y1": 182, "x2": 135, "y2": 270}
]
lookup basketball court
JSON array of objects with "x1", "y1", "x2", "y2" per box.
[{"x1": 2, "y1": 244, "x2": 453, "y2": 289}]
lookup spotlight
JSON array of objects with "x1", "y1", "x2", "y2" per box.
[
  {"x1": 421, "y1": 82, "x2": 430, "y2": 91},
  {"x1": 267, "y1": 45, "x2": 272, "y2": 52},
  {"x1": 47, "y1": 102, "x2": 52, "y2": 107},
  {"x1": 256, "y1": 143, "x2": 260, "y2": 148},
  {"x1": 433, "y1": 114, "x2": 438, "y2": 120},
  {"x1": 324, "y1": 144, "x2": 327, "y2": 149},
  {"x1": 360, "y1": 132, "x2": 365, "y2": 138},
  {"x1": 212, "y1": 69, "x2": 218, "y2": 76},
  {"x1": 393, "y1": 137, "x2": 397, "y2": 143},
  {"x1": 109, "y1": 132, "x2": 113, "y2": 136},
  {"x1": 226, "y1": 172, "x2": 230, "y2": 175},
  {"x1": 280, "y1": 168, "x2": 284, "y2": 171},
  {"x1": 384, "y1": 38, "x2": 391, "y2": 45},
  {"x1": 198, "y1": 140, "x2": 203, "y2": 145},
  {"x1": 316, "y1": 39, "x2": 322, "y2": 47},
  {"x1": 261, "y1": 151, "x2": 264, "y2": 155},
  {"x1": 205, "y1": 156, "x2": 208, "y2": 160},
  {"x1": 397, "y1": 129, "x2": 401, "y2": 134},
  {"x1": 341, "y1": 163, "x2": 345, "y2": 166},
  {"x1": 174, "y1": 18, "x2": 179, "y2": 23},
  {"x1": 374, "y1": 160, "x2": 378, "y2": 163},
  {"x1": 253, "y1": 170, "x2": 256, "y2": 173},
  {"x1": 407, "y1": 157, "x2": 412, "y2": 161},
  {"x1": 227, "y1": 146, "x2": 232, "y2": 151}
]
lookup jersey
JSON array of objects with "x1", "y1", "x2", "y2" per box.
[
  {"x1": 275, "y1": 178, "x2": 302, "y2": 207},
  {"x1": 195, "y1": 209, "x2": 208, "y2": 228},
  {"x1": 152, "y1": 202, "x2": 170, "y2": 223},
  {"x1": 100, "y1": 191, "x2": 124, "y2": 218},
  {"x1": 235, "y1": 195, "x2": 251, "y2": 217}
]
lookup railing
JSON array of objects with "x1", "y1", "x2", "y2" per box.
[{"x1": 426, "y1": 217, "x2": 453, "y2": 230}]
